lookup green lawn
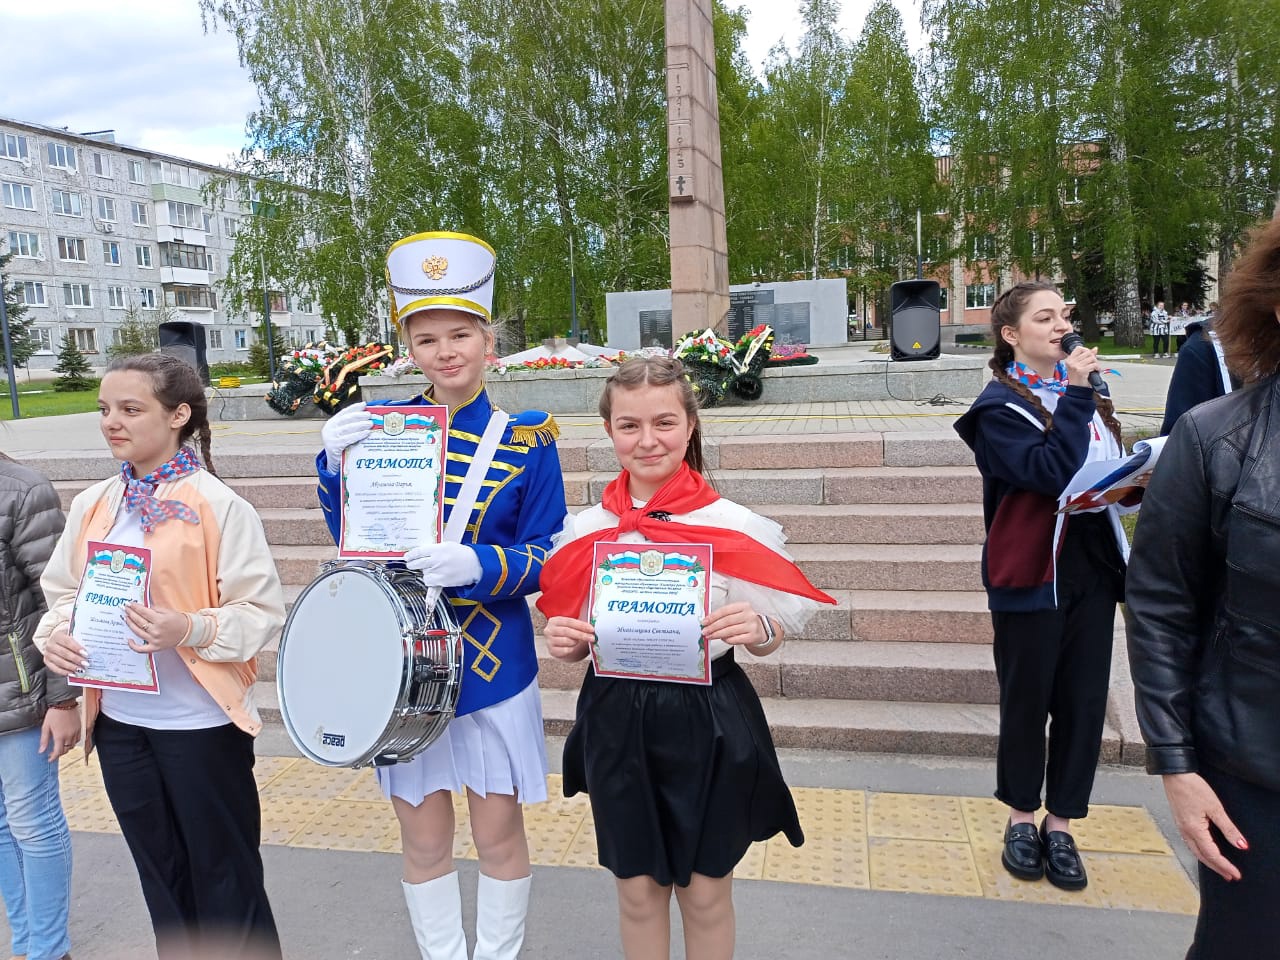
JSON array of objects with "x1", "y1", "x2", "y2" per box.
[
  {"x1": 0, "y1": 381, "x2": 100, "y2": 419},
  {"x1": 0, "y1": 375, "x2": 270, "y2": 419},
  {"x1": 962, "y1": 335, "x2": 1168, "y2": 356}
]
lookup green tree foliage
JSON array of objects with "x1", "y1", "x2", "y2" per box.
[
  {"x1": 0, "y1": 251, "x2": 37, "y2": 369},
  {"x1": 107, "y1": 306, "x2": 162, "y2": 359},
  {"x1": 52, "y1": 334, "x2": 95, "y2": 392},
  {"x1": 248, "y1": 320, "x2": 289, "y2": 379}
]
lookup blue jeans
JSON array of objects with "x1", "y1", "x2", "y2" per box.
[{"x1": 0, "y1": 725, "x2": 72, "y2": 960}]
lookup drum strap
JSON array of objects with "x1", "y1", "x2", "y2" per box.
[{"x1": 443, "y1": 409, "x2": 510, "y2": 543}]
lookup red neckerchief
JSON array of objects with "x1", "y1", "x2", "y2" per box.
[{"x1": 536, "y1": 462, "x2": 835, "y2": 620}]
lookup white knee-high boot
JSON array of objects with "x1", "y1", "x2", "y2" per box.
[
  {"x1": 402, "y1": 872, "x2": 468, "y2": 960},
  {"x1": 473, "y1": 873, "x2": 531, "y2": 960}
]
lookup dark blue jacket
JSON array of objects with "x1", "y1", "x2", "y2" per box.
[
  {"x1": 316, "y1": 386, "x2": 567, "y2": 716},
  {"x1": 954, "y1": 380, "x2": 1098, "y2": 611},
  {"x1": 1160, "y1": 321, "x2": 1240, "y2": 436}
]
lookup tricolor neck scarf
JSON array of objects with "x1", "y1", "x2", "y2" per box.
[
  {"x1": 120, "y1": 446, "x2": 202, "y2": 533},
  {"x1": 536, "y1": 462, "x2": 835, "y2": 620},
  {"x1": 1006, "y1": 360, "x2": 1070, "y2": 395}
]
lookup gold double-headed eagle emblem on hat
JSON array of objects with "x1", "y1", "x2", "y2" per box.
[{"x1": 421, "y1": 256, "x2": 449, "y2": 281}]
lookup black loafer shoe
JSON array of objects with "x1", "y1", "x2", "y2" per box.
[
  {"x1": 1001, "y1": 820, "x2": 1043, "y2": 881},
  {"x1": 1040, "y1": 820, "x2": 1088, "y2": 890}
]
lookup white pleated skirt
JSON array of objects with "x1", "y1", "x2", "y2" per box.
[{"x1": 377, "y1": 678, "x2": 549, "y2": 805}]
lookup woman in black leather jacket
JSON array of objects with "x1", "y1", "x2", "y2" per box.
[{"x1": 1127, "y1": 215, "x2": 1280, "y2": 959}]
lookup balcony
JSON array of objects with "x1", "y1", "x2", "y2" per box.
[{"x1": 160, "y1": 266, "x2": 210, "y2": 286}]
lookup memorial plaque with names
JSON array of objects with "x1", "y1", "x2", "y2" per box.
[
  {"x1": 639, "y1": 309, "x2": 674, "y2": 349},
  {"x1": 726, "y1": 290, "x2": 773, "y2": 342}
]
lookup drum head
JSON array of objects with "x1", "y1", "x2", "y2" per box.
[{"x1": 278, "y1": 566, "x2": 408, "y2": 765}]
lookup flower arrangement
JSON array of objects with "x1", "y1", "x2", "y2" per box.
[
  {"x1": 767, "y1": 341, "x2": 819, "y2": 367},
  {"x1": 266, "y1": 341, "x2": 343, "y2": 416},
  {"x1": 314, "y1": 342, "x2": 397, "y2": 415},
  {"x1": 673, "y1": 325, "x2": 775, "y2": 406}
]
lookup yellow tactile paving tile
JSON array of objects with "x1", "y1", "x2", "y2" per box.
[
  {"x1": 56, "y1": 754, "x2": 1199, "y2": 915},
  {"x1": 290, "y1": 800, "x2": 402, "y2": 852},
  {"x1": 869, "y1": 837, "x2": 983, "y2": 898},
  {"x1": 868, "y1": 792, "x2": 968, "y2": 843}
]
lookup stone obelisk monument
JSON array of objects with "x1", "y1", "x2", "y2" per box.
[{"x1": 665, "y1": 0, "x2": 730, "y2": 339}]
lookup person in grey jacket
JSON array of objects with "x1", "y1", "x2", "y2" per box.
[{"x1": 0, "y1": 452, "x2": 78, "y2": 960}]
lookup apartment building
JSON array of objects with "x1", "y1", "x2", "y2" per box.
[{"x1": 0, "y1": 117, "x2": 326, "y2": 374}]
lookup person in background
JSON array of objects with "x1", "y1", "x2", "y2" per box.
[
  {"x1": 1128, "y1": 216, "x2": 1280, "y2": 959},
  {"x1": 1150, "y1": 300, "x2": 1171, "y2": 358},
  {"x1": 1160, "y1": 301, "x2": 1239, "y2": 436},
  {"x1": 1174, "y1": 301, "x2": 1194, "y2": 354},
  {"x1": 955, "y1": 281, "x2": 1140, "y2": 892},
  {"x1": 0, "y1": 452, "x2": 76, "y2": 960},
  {"x1": 316, "y1": 232, "x2": 567, "y2": 960},
  {"x1": 37, "y1": 354, "x2": 284, "y2": 960},
  {"x1": 539, "y1": 357, "x2": 833, "y2": 960}
]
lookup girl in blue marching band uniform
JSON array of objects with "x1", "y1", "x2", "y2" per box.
[
  {"x1": 955, "y1": 282, "x2": 1141, "y2": 892},
  {"x1": 316, "y1": 233, "x2": 567, "y2": 960}
]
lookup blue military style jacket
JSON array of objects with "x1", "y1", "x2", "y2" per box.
[{"x1": 316, "y1": 386, "x2": 567, "y2": 717}]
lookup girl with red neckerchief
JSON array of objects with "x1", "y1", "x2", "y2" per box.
[{"x1": 538, "y1": 356, "x2": 833, "y2": 960}]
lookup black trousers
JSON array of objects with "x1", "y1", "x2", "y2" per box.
[
  {"x1": 990, "y1": 513, "x2": 1124, "y2": 819},
  {"x1": 1185, "y1": 764, "x2": 1280, "y2": 960},
  {"x1": 1153, "y1": 332, "x2": 1170, "y2": 354},
  {"x1": 95, "y1": 714, "x2": 281, "y2": 960}
]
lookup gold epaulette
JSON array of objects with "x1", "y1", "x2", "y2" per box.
[{"x1": 509, "y1": 414, "x2": 560, "y2": 447}]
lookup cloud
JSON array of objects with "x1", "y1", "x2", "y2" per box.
[{"x1": 0, "y1": 0, "x2": 257, "y2": 165}]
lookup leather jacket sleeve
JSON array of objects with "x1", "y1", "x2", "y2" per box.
[{"x1": 1125, "y1": 414, "x2": 1216, "y2": 775}]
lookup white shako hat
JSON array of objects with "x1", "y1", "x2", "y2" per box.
[{"x1": 384, "y1": 231, "x2": 496, "y2": 330}]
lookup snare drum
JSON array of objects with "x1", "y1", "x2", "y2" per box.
[{"x1": 276, "y1": 560, "x2": 463, "y2": 767}]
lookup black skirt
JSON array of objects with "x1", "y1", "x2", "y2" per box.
[{"x1": 562, "y1": 652, "x2": 804, "y2": 887}]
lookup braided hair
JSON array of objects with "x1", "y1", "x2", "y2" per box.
[{"x1": 988, "y1": 282, "x2": 1122, "y2": 445}]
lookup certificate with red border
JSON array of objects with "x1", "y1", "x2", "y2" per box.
[
  {"x1": 339, "y1": 405, "x2": 448, "y2": 558},
  {"x1": 588, "y1": 542, "x2": 713, "y2": 685},
  {"x1": 69, "y1": 541, "x2": 159, "y2": 694}
]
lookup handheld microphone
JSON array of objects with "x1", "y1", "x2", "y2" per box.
[{"x1": 1059, "y1": 331, "x2": 1107, "y2": 393}]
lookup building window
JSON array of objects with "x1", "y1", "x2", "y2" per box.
[
  {"x1": 63, "y1": 283, "x2": 92, "y2": 308},
  {"x1": 207, "y1": 328, "x2": 223, "y2": 349},
  {"x1": 1062, "y1": 177, "x2": 1084, "y2": 205},
  {"x1": 6, "y1": 231, "x2": 39, "y2": 258},
  {"x1": 2, "y1": 182, "x2": 35, "y2": 210},
  {"x1": 208, "y1": 253, "x2": 217, "y2": 272},
  {"x1": 166, "y1": 285, "x2": 216, "y2": 309},
  {"x1": 223, "y1": 217, "x2": 237, "y2": 237},
  {"x1": 298, "y1": 297, "x2": 314, "y2": 314},
  {"x1": 234, "y1": 329, "x2": 247, "y2": 349},
  {"x1": 108, "y1": 284, "x2": 126, "y2": 308},
  {"x1": 136, "y1": 245, "x2": 152, "y2": 268},
  {"x1": 57, "y1": 237, "x2": 87, "y2": 262},
  {"x1": 269, "y1": 293, "x2": 288, "y2": 313},
  {"x1": 966, "y1": 283, "x2": 996, "y2": 309},
  {"x1": 970, "y1": 233, "x2": 996, "y2": 260},
  {"x1": 131, "y1": 201, "x2": 149, "y2": 226},
  {"x1": 71, "y1": 328, "x2": 97, "y2": 353},
  {"x1": 19, "y1": 281, "x2": 45, "y2": 306},
  {"x1": 102, "y1": 241, "x2": 120, "y2": 265},
  {"x1": 939, "y1": 288, "x2": 949, "y2": 310},
  {"x1": 137, "y1": 287, "x2": 156, "y2": 309},
  {"x1": 97, "y1": 196, "x2": 116, "y2": 222},
  {"x1": 167, "y1": 201, "x2": 202, "y2": 229},
  {"x1": 1, "y1": 134, "x2": 28, "y2": 161},
  {"x1": 160, "y1": 242, "x2": 210, "y2": 270},
  {"x1": 128, "y1": 159, "x2": 145, "y2": 184},
  {"x1": 202, "y1": 211, "x2": 213, "y2": 232},
  {"x1": 32, "y1": 327, "x2": 54, "y2": 353},
  {"x1": 92, "y1": 152, "x2": 110, "y2": 178},
  {"x1": 51, "y1": 189, "x2": 82, "y2": 217},
  {"x1": 151, "y1": 160, "x2": 199, "y2": 188},
  {"x1": 46, "y1": 143, "x2": 77, "y2": 171}
]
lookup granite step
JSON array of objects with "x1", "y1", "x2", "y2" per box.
[
  {"x1": 578, "y1": 466, "x2": 983, "y2": 508},
  {"x1": 249, "y1": 504, "x2": 985, "y2": 549},
  {"x1": 253, "y1": 684, "x2": 1121, "y2": 762},
  {"x1": 532, "y1": 638, "x2": 998, "y2": 705},
  {"x1": 756, "y1": 503, "x2": 984, "y2": 545},
  {"x1": 22, "y1": 431, "x2": 971, "y2": 483},
  {"x1": 788, "y1": 543, "x2": 982, "y2": 592}
]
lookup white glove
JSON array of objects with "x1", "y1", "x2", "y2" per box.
[
  {"x1": 403, "y1": 542, "x2": 483, "y2": 587},
  {"x1": 321, "y1": 402, "x2": 373, "y2": 471}
]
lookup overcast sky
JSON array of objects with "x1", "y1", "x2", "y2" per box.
[{"x1": 0, "y1": 0, "x2": 922, "y2": 168}]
